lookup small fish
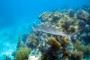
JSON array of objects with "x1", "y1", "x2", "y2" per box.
[{"x1": 32, "y1": 24, "x2": 84, "y2": 40}]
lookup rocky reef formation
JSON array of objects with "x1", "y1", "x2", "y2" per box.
[{"x1": 11, "y1": 6, "x2": 90, "y2": 60}]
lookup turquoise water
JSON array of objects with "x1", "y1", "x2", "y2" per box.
[{"x1": 0, "y1": 0, "x2": 90, "y2": 60}]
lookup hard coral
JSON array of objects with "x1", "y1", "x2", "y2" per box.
[
  {"x1": 61, "y1": 19, "x2": 72, "y2": 30},
  {"x1": 76, "y1": 10, "x2": 90, "y2": 22},
  {"x1": 57, "y1": 16, "x2": 79, "y2": 34},
  {"x1": 68, "y1": 9, "x2": 74, "y2": 17},
  {"x1": 52, "y1": 11, "x2": 62, "y2": 21},
  {"x1": 15, "y1": 47, "x2": 31, "y2": 60},
  {"x1": 38, "y1": 12, "x2": 52, "y2": 22},
  {"x1": 45, "y1": 35, "x2": 63, "y2": 50},
  {"x1": 79, "y1": 20, "x2": 86, "y2": 28},
  {"x1": 27, "y1": 33, "x2": 39, "y2": 47},
  {"x1": 68, "y1": 25, "x2": 76, "y2": 33}
]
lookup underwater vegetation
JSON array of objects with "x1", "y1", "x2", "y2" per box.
[
  {"x1": 11, "y1": 5, "x2": 90, "y2": 60},
  {"x1": 74, "y1": 40, "x2": 90, "y2": 54},
  {"x1": 12, "y1": 36, "x2": 31, "y2": 60},
  {"x1": 14, "y1": 47, "x2": 31, "y2": 60},
  {"x1": 12, "y1": 47, "x2": 31, "y2": 60}
]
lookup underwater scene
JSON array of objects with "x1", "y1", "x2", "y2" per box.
[{"x1": 0, "y1": 0, "x2": 90, "y2": 60}]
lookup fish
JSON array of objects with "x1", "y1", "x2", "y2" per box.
[{"x1": 32, "y1": 24, "x2": 84, "y2": 40}]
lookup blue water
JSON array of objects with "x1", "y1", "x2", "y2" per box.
[
  {"x1": 0, "y1": 0, "x2": 90, "y2": 60},
  {"x1": 0, "y1": 0, "x2": 90, "y2": 29}
]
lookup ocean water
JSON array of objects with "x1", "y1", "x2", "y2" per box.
[{"x1": 0, "y1": 0, "x2": 90, "y2": 60}]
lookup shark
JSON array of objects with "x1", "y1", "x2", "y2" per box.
[{"x1": 32, "y1": 24, "x2": 84, "y2": 40}]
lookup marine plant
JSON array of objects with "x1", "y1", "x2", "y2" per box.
[
  {"x1": 71, "y1": 50, "x2": 83, "y2": 60},
  {"x1": 74, "y1": 40, "x2": 90, "y2": 54},
  {"x1": 14, "y1": 47, "x2": 31, "y2": 60},
  {"x1": 63, "y1": 50, "x2": 70, "y2": 60}
]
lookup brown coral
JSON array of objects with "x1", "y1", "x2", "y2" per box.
[
  {"x1": 45, "y1": 35, "x2": 63, "y2": 50},
  {"x1": 60, "y1": 37, "x2": 70, "y2": 45}
]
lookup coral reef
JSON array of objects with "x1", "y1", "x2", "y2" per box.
[
  {"x1": 12, "y1": 5, "x2": 90, "y2": 60},
  {"x1": 37, "y1": 35, "x2": 73, "y2": 60}
]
